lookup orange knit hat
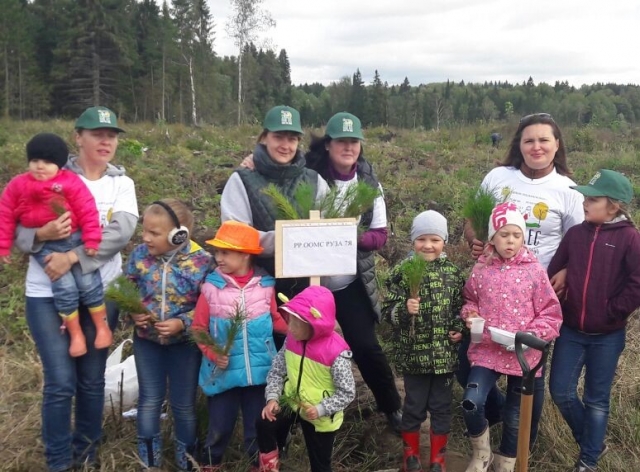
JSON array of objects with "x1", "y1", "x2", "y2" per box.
[{"x1": 206, "y1": 221, "x2": 263, "y2": 255}]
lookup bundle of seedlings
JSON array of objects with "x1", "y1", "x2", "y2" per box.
[
  {"x1": 49, "y1": 197, "x2": 68, "y2": 217},
  {"x1": 262, "y1": 183, "x2": 315, "y2": 220},
  {"x1": 401, "y1": 253, "x2": 427, "y2": 338},
  {"x1": 105, "y1": 275, "x2": 157, "y2": 323},
  {"x1": 461, "y1": 185, "x2": 500, "y2": 242},
  {"x1": 318, "y1": 181, "x2": 380, "y2": 219},
  {"x1": 190, "y1": 303, "x2": 247, "y2": 358}
]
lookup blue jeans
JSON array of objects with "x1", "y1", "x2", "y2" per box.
[
  {"x1": 133, "y1": 334, "x2": 201, "y2": 446},
  {"x1": 462, "y1": 366, "x2": 530, "y2": 457},
  {"x1": 26, "y1": 297, "x2": 119, "y2": 472},
  {"x1": 549, "y1": 325, "x2": 625, "y2": 467},
  {"x1": 32, "y1": 232, "x2": 103, "y2": 314},
  {"x1": 457, "y1": 335, "x2": 545, "y2": 447}
]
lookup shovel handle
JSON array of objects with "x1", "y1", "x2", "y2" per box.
[
  {"x1": 515, "y1": 332, "x2": 550, "y2": 472},
  {"x1": 514, "y1": 332, "x2": 550, "y2": 395}
]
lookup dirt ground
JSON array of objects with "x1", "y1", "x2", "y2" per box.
[{"x1": 350, "y1": 368, "x2": 469, "y2": 472}]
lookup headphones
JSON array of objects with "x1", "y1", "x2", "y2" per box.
[{"x1": 152, "y1": 200, "x2": 190, "y2": 246}]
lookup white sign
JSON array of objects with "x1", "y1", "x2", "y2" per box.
[{"x1": 275, "y1": 218, "x2": 358, "y2": 278}]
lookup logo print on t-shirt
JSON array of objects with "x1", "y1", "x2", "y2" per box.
[{"x1": 527, "y1": 202, "x2": 549, "y2": 228}]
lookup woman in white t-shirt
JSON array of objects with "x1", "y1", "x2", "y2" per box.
[
  {"x1": 15, "y1": 106, "x2": 138, "y2": 472},
  {"x1": 458, "y1": 113, "x2": 583, "y2": 468}
]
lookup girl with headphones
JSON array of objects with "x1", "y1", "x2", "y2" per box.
[{"x1": 125, "y1": 198, "x2": 213, "y2": 471}]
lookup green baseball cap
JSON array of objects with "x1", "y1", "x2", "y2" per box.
[
  {"x1": 571, "y1": 169, "x2": 633, "y2": 204},
  {"x1": 263, "y1": 106, "x2": 303, "y2": 134},
  {"x1": 325, "y1": 112, "x2": 364, "y2": 140},
  {"x1": 74, "y1": 106, "x2": 125, "y2": 133}
]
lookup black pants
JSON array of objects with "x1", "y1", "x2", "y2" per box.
[
  {"x1": 402, "y1": 373, "x2": 454, "y2": 434},
  {"x1": 256, "y1": 413, "x2": 335, "y2": 472},
  {"x1": 333, "y1": 279, "x2": 401, "y2": 414}
]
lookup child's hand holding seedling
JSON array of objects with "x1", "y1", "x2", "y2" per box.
[
  {"x1": 131, "y1": 313, "x2": 155, "y2": 329},
  {"x1": 214, "y1": 354, "x2": 229, "y2": 369},
  {"x1": 262, "y1": 400, "x2": 280, "y2": 421},
  {"x1": 406, "y1": 298, "x2": 420, "y2": 315},
  {"x1": 303, "y1": 403, "x2": 319, "y2": 421}
]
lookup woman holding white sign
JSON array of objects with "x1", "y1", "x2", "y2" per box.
[
  {"x1": 220, "y1": 105, "x2": 330, "y2": 305},
  {"x1": 235, "y1": 110, "x2": 402, "y2": 430},
  {"x1": 305, "y1": 112, "x2": 403, "y2": 432}
]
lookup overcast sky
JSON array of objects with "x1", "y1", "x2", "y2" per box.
[{"x1": 209, "y1": 0, "x2": 639, "y2": 87}]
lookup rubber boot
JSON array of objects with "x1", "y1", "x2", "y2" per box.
[
  {"x1": 401, "y1": 431, "x2": 423, "y2": 472},
  {"x1": 60, "y1": 310, "x2": 87, "y2": 357},
  {"x1": 175, "y1": 439, "x2": 198, "y2": 471},
  {"x1": 88, "y1": 304, "x2": 113, "y2": 349},
  {"x1": 258, "y1": 449, "x2": 280, "y2": 472},
  {"x1": 138, "y1": 434, "x2": 162, "y2": 469},
  {"x1": 465, "y1": 426, "x2": 493, "y2": 472},
  {"x1": 429, "y1": 430, "x2": 448, "y2": 472},
  {"x1": 492, "y1": 453, "x2": 516, "y2": 472}
]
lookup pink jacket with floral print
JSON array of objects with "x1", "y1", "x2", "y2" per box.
[{"x1": 461, "y1": 247, "x2": 562, "y2": 377}]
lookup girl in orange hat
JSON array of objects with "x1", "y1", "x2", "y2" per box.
[{"x1": 192, "y1": 220, "x2": 288, "y2": 471}]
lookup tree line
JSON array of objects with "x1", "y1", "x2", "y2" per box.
[{"x1": 2, "y1": 0, "x2": 640, "y2": 129}]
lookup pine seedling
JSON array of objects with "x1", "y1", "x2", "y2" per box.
[
  {"x1": 262, "y1": 184, "x2": 302, "y2": 220},
  {"x1": 461, "y1": 186, "x2": 499, "y2": 242},
  {"x1": 401, "y1": 254, "x2": 427, "y2": 338},
  {"x1": 294, "y1": 182, "x2": 315, "y2": 218},
  {"x1": 50, "y1": 197, "x2": 68, "y2": 217},
  {"x1": 105, "y1": 276, "x2": 157, "y2": 322},
  {"x1": 319, "y1": 182, "x2": 380, "y2": 219},
  {"x1": 190, "y1": 303, "x2": 247, "y2": 357},
  {"x1": 278, "y1": 391, "x2": 310, "y2": 417}
]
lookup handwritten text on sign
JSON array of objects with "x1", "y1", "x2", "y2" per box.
[{"x1": 276, "y1": 219, "x2": 358, "y2": 278}]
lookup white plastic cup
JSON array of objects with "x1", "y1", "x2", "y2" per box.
[{"x1": 470, "y1": 317, "x2": 485, "y2": 343}]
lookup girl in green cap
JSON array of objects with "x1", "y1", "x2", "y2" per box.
[{"x1": 548, "y1": 169, "x2": 640, "y2": 472}]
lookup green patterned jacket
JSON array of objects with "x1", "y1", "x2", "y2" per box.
[{"x1": 382, "y1": 255, "x2": 465, "y2": 375}]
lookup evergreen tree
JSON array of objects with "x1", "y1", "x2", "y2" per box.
[
  {"x1": 349, "y1": 68, "x2": 366, "y2": 119},
  {"x1": 367, "y1": 69, "x2": 387, "y2": 126}
]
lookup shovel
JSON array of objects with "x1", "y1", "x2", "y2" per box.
[{"x1": 514, "y1": 331, "x2": 550, "y2": 472}]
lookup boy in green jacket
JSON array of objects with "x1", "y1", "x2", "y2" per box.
[{"x1": 383, "y1": 210, "x2": 465, "y2": 472}]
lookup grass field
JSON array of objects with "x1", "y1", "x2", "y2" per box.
[{"x1": 1, "y1": 119, "x2": 639, "y2": 471}]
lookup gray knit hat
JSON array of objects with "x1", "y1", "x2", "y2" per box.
[{"x1": 411, "y1": 210, "x2": 448, "y2": 243}]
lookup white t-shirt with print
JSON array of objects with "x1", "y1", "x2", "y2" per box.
[
  {"x1": 26, "y1": 174, "x2": 138, "y2": 297},
  {"x1": 481, "y1": 166, "x2": 584, "y2": 269}
]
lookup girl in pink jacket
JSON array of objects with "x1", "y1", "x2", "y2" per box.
[{"x1": 460, "y1": 202, "x2": 562, "y2": 472}]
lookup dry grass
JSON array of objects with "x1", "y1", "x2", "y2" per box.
[{"x1": 1, "y1": 120, "x2": 640, "y2": 471}]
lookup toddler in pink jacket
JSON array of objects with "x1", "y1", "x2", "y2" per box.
[
  {"x1": 460, "y1": 202, "x2": 562, "y2": 472},
  {"x1": 0, "y1": 133, "x2": 110, "y2": 358}
]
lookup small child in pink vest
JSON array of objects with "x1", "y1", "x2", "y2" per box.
[
  {"x1": 191, "y1": 220, "x2": 287, "y2": 471},
  {"x1": 255, "y1": 285, "x2": 355, "y2": 472}
]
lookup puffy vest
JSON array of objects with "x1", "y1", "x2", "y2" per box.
[
  {"x1": 283, "y1": 334, "x2": 349, "y2": 432},
  {"x1": 198, "y1": 270, "x2": 277, "y2": 396}
]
